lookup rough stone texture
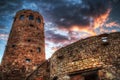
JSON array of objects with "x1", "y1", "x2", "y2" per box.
[
  {"x1": 50, "y1": 32, "x2": 120, "y2": 80},
  {"x1": 26, "y1": 60, "x2": 50, "y2": 80},
  {"x1": 1, "y1": 10, "x2": 45, "y2": 80},
  {"x1": 0, "y1": 65, "x2": 2, "y2": 79}
]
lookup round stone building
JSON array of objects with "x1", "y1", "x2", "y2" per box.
[
  {"x1": 50, "y1": 32, "x2": 120, "y2": 80},
  {"x1": 1, "y1": 10, "x2": 45, "y2": 79}
]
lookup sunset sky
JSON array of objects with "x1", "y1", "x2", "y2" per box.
[{"x1": 0, "y1": 0, "x2": 120, "y2": 62}]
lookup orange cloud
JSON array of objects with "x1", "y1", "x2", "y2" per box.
[
  {"x1": 70, "y1": 25, "x2": 96, "y2": 36},
  {"x1": 68, "y1": 9, "x2": 112, "y2": 37},
  {"x1": 93, "y1": 9, "x2": 111, "y2": 29},
  {"x1": 105, "y1": 22, "x2": 120, "y2": 28}
]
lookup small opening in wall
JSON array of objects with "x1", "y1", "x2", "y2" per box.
[
  {"x1": 101, "y1": 37, "x2": 108, "y2": 42},
  {"x1": 27, "y1": 39, "x2": 31, "y2": 42},
  {"x1": 37, "y1": 47, "x2": 41, "y2": 53},
  {"x1": 12, "y1": 45, "x2": 16, "y2": 48},
  {"x1": 30, "y1": 50, "x2": 33, "y2": 52},
  {"x1": 19, "y1": 15, "x2": 24, "y2": 20},
  {"x1": 70, "y1": 70, "x2": 99, "y2": 80},
  {"x1": 29, "y1": 15, "x2": 34, "y2": 20},
  {"x1": 53, "y1": 76, "x2": 58, "y2": 80},
  {"x1": 101, "y1": 37, "x2": 109, "y2": 46},
  {"x1": 26, "y1": 59, "x2": 31, "y2": 63},
  {"x1": 57, "y1": 54, "x2": 64, "y2": 59},
  {"x1": 84, "y1": 72, "x2": 99, "y2": 80},
  {"x1": 37, "y1": 18, "x2": 41, "y2": 23},
  {"x1": 29, "y1": 24, "x2": 34, "y2": 27}
]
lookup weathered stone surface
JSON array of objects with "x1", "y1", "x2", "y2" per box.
[
  {"x1": 50, "y1": 32, "x2": 120, "y2": 80},
  {"x1": 26, "y1": 60, "x2": 50, "y2": 80},
  {"x1": 1, "y1": 10, "x2": 45, "y2": 80}
]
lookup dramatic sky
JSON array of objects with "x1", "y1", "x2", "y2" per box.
[{"x1": 0, "y1": 0, "x2": 120, "y2": 62}]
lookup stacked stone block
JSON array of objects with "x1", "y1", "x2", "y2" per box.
[{"x1": 50, "y1": 32, "x2": 120, "y2": 80}]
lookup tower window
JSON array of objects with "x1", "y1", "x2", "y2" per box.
[
  {"x1": 30, "y1": 50, "x2": 33, "y2": 52},
  {"x1": 53, "y1": 76, "x2": 58, "y2": 80},
  {"x1": 12, "y1": 45, "x2": 16, "y2": 48},
  {"x1": 57, "y1": 54, "x2": 64, "y2": 59},
  {"x1": 26, "y1": 59, "x2": 31, "y2": 63},
  {"x1": 27, "y1": 39, "x2": 31, "y2": 42},
  {"x1": 37, "y1": 18, "x2": 41, "y2": 23},
  {"x1": 101, "y1": 37, "x2": 109, "y2": 46},
  {"x1": 29, "y1": 15, "x2": 34, "y2": 20},
  {"x1": 101, "y1": 37, "x2": 108, "y2": 42},
  {"x1": 19, "y1": 15, "x2": 24, "y2": 20},
  {"x1": 37, "y1": 47, "x2": 41, "y2": 53},
  {"x1": 29, "y1": 24, "x2": 34, "y2": 27}
]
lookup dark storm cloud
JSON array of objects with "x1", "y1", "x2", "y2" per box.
[
  {"x1": 0, "y1": 0, "x2": 24, "y2": 33},
  {"x1": 110, "y1": 0, "x2": 120, "y2": 20},
  {"x1": 0, "y1": 0, "x2": 23, "y2": 12},
  {"x1": 0, "y1": 0, "x2": 23, "y2": 19},
  {"x1": 43, "y1": 0, "x2": 111, "y2": 28},
  {"x1": 0, "y1": 0, "x2": 110, "y2": 29},
  {"x1": 46, "y1": 30, "x2": 69, "y2": 44}
]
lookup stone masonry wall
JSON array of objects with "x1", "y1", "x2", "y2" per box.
[
  {"x1": 50, "y1": 32, "x2": 120, "y2": 80},
  {"x1": 26, "y1": 60, "x2": 50, "y2": 80},
  {"x1": 1, "y1": 10, "x2": 45, "y2": 80}
]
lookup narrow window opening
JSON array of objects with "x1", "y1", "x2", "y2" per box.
[
  {"x1": 70, "y1": 71, "x2": 99, "y2": 80},
  {"x1": 101, "y1": 37, "x2": 108, "y2": 42},
  {"x1": 57, "y1": 54, "x2": 64, "y2": 59},
  {"x1": 53, "y1": 76, "x2": 58, "y2": 80},
  {"x1": 27, "y1": 39, "x2": 31, "y2": 42},
  {"x1": 29, "y1": 24, "x2": 34, "y2": 27},
  {"x1": 37, "y1": 18, "x2": 41, "y2": 23},
  {"x1": 19, "y1": 15, "x2": 24, "y2": 20},
  {"x1": 101, "y1": 37, "x2": 109, "y2": 46},
  {"x1": 84, "y1": 72, "x2": 99, "y2": 80},
  {"x1": 37, "y1": 47, "x2": 41, "y2": 53},
  {"x1": 29, "y1": 15, "x2": 34, "y2": 20},
  {"x1": 12, "y1": 45, "x2": 16, "y2": 48},
  {"x1": 26, "y1": 59, "x2": 31, "y2": 63},
  {"x1": 30, "y1": 50, "x2": 33, "y2": 52}
]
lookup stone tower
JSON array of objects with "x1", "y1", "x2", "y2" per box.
[{"x1": 1, "y1": 10, "x2": 45, "y2": 77}]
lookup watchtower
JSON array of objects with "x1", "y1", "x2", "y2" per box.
[{"x1": 2, "y1": 10, "x2": 45, "y2": 75}]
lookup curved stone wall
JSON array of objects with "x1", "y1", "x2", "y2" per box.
[{"x1": 50, "y1": 32, "x2": 120, "y2": 80}]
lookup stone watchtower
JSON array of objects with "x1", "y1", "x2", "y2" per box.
[{"x1": 1, "y1": 10, "x2": 45, "y2": 78}]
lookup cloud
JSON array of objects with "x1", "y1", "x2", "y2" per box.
[
  {"x1": 48, "y1": 0, "x2": 110, "y2": 29},
  {"x1": 105, "y1": 22, "x2": 120, "y2": 28},
  {"x1": 0, "y1": 33, "x2": 8, "y2": 41},
  {"x1": 46, "y1": 30, "x2": 69, "y2": 44}
]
